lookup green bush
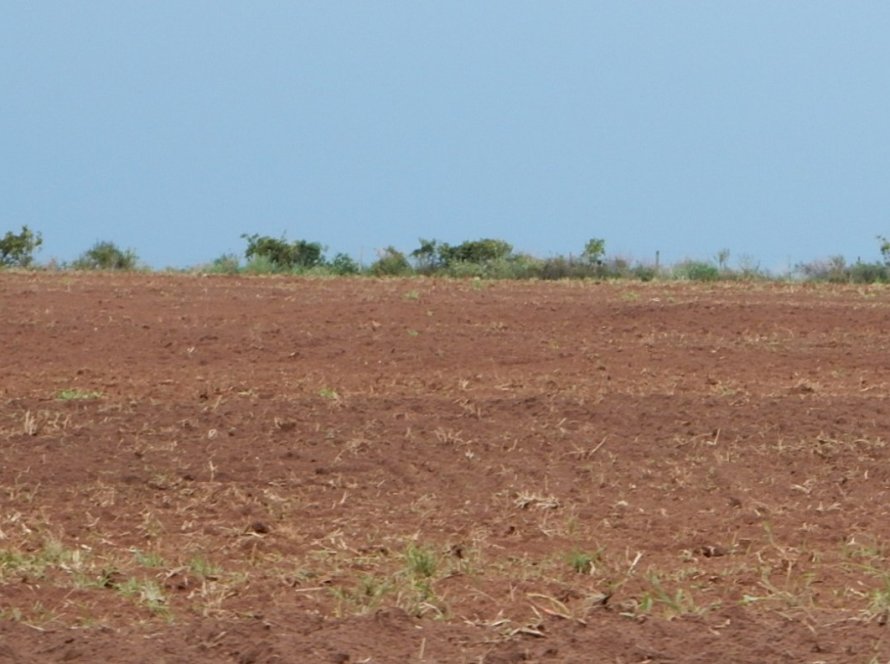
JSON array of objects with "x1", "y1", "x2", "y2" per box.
[
  {"x1": 206, "y1": 253, "x2": 241, "y2": 275},
  {"x1": 848, "y1": 262, "x2": 888, "y2": 284},
  {"x1": 794, "y1": 256, "x2": 847, "y2": 283},
  {"x1": 241, "y1": 233, "x2": 325, "y2": 272},
  {"x1": 328, "y1": 252, "x2": 361, "y2": 275},
  {"x1": 673, "y1": 260, "x2": 720, "y2": 282},
  {"x1": 499, "y1": 253, "x2": 543, "y2": 279},
  {"x1": 0, "y1": 226, "x2": 42, "y2": 268},
  {"x1": 735, "y1": 255, "x2": 768, "y2": 281},
  {"x1": 72, "y1": 241, "x2": 139, "y2": 270},
  {"x1": 411, "y1": 237, "x2": 515, "y2": 275},
  {"x1": 410, "y1": 238, "x2": 444, "y2": 274},
  {"x1": 539, "y1": 257, "x2": 591, "y2": 280},
  {"x1": 604, "y1": 257, "x2": 632, "y2": 279},
  {"x1": 370, "y1": 247, "x2": 412, "y2": 276},
  {"x1": 440, "y1": 238, "x2": 513, "y2": 266},
  {"x1": 631, "y1": 264, "x2": 658, "y2": 282},
  {"x1": 243, "y1": 254, "x2": 278, "y2": 275}
]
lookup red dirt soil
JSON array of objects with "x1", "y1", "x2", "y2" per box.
[{"x1": 2, "y1": 272, "x2": 890, "y2": 663}]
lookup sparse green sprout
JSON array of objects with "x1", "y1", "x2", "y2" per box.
[
  {"x1": 405, "y1": 543, "x2": 437, "y2": 579},
  {"x1": 117, "y1": 577, "x2": 168, "y2": 615},
  {"x1": 640, "y1": 573, "x2": 703, "y2": 618},
  {"x1": 56, "y1": 389, "x2": 102, "y2": 401},
  {"x1": 868, "y1": 575, "x2": 890, "y2": 621},
  {"x1": 188, "y1": 556, "x2": 222, "y2": 579},
  {"x1": 358, "y1": 575, "x2": 392, "y2": 604},
  {"x1": 318, "y1": 387, "x2": 340, "y2": 400},
  {"x1": 567, "y1": 549, "x2": 600, "y2": 575},
  {"x1": 331, "y1": 574, "x2": 394, "y2": 615},
  {"x1": 131, "y1": 549, "x2": 166, "y2": 568}
]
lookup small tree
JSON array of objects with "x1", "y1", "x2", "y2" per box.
[
  {"x1": 410, "y1": 238, "x2": 442, "y2": 274},
  {"x1": 581, "y1": 238, "x2": 606, "y2": 266},
  {"x1": 878, "y1": 236, "x2": 890, "y2": 266},
  {"x1": 0, "y1": 226, "x2": 42, "y2": 267},
  {"x1": 72, "y1": 241, "x2": 139, "y2": 270}
]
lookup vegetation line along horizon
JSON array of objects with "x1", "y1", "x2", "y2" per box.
[{"x1": 4, "y1": 225, "x2": 890, "y2": 284}]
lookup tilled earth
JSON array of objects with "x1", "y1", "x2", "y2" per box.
[{"x1": 2, "y1": 272, "x2": 890, "y2": 663}]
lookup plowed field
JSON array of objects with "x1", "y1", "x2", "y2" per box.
[{"x1": 2, "y1": 273, "x2": 890, "y2": 662}]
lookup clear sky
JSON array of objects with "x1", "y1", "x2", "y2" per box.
[{"x1": 3, "y1": 3, "x2": 889, "y2": 271}]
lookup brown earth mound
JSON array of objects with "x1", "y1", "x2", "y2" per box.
[{"x1": 2, "y1": 272, "x2": 890, "y2": 662}]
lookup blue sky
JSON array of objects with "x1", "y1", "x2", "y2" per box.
[{"x1": 3, "y1": 3, "x2": 889, "y2": 271}]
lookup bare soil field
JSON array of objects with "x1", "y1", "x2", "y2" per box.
[{"x1": 2, "y1": 272, "x2": 890, "y2": 663}]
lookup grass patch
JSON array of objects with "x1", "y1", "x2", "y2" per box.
[
  {"x1": 56, "y1": 388, "x2": 102, "y2": 401},
  {"x1": 117, "y1": 577, "x2": 169, "y2": 616},
  {"x1": 405, "y1": 543, "x2": 438, "y2": 578},
  {"x1": 567, "y1": 549, "x2": 601, "y2": 575}
]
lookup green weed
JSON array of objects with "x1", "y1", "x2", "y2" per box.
[
  {"x1": 132, "y1": 549, "x2": 166, "y2": 568},
  {"x1": 56, "y1": 389, "x2": 102, "y2": 401},
  {"x1": 567, "y1": 549, "x2": 601, "y2": 575},
  {"x1": 117, "y1": 577, "x2": 168, "y2": 616},
  {"x1": 405, "y1": 543, "x2": 437, "y2": 578},
  {"x1": 188, "y1": 556, "x2": 222, "y2": 579}
]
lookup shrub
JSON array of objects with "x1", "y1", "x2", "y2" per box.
[
  {"x1": 439, "y1": 238, "x2": 513, "y2": 267},
  {"x1": 207, "y1": 253, "x2": 241, "y2": 275},
  {"x1": 847, "y1": 261, "x2": 888, "y2": 284},
  {"x1": 0, "y1": 226, "x2": 42, "y2": 268},
  {"x1": 370, "y1": 246, "x2": 412, "y2": 276},
  {"x1": 673, "y1": 260, "x2": 720, "y2": 282},
  {"x1": 539, "y1": 256, "x2": 591, "y2": 280},
  {"x1": 241, "y1": 233, "x2": 325, "y2": 272},
  {"x1": 794, "y1": 256, "x2": 847, "y2": 283},
  {"x1": 409, "y1": 237, "x2": 516, "y2": 275},
  {"x1": 604, "y1": 256, "x2": 633, "y2": 279},
  {"x1": 410, "y1": 238, "x2": 444, "y2": 274},
  {"x1": 735, "y1": 255, "x2": 768, "y2": 281},
  {"x1": 443, "y1": 260, "x2": 487, "y2": 279},
  {"x1": 243, "y1": 254, "x2": 278, "y2": 275},
  {"x1": 499, "y1": 253, "x2": 543, "y2": 279},
  {"x1": 631, "y1": 264, "x2": 658, "y2": 282},
  {"x1": 328, "y1": 252, "x2": 361, "y2": 275},
  {"x1": 72, "y1": 241, "x2": 139, "y2": 270}
]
